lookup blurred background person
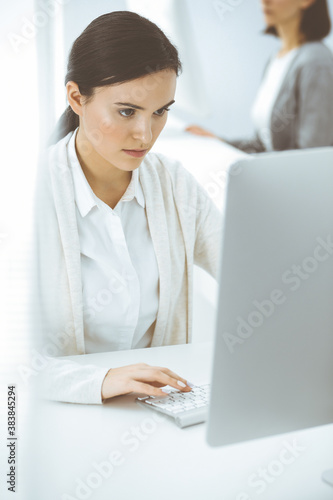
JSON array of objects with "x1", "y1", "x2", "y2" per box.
[{"x1": 186, "y1": 0, "x2": 333, "y2": 153}]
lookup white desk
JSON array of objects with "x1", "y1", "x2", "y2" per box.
[
  {"x1": 18, "y1": 342, "x2": 333, "y2": 500},
  {"x1": 152, "y1": 129, "x2": 247, "y2": 212}
]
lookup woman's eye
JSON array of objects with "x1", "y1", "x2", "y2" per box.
[
  {"x1": 119, "y1": 107, "x2": 170, "y2": 118},
  {"x1": 119, "y1": 109, "x2": 135, "y2": 117},
  {"x1": 154, "y1": 107, "x2": 170, "y2": 116}
]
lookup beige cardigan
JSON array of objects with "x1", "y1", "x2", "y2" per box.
[{"x1": 32, "y1": 131, "x2": 222, "y2": 404}]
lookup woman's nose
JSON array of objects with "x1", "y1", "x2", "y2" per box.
[{"x1": 132, "y1": 118, "x2": 153, "y2": 145}]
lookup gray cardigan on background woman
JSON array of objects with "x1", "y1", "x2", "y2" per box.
[{"x1": 229, "y1": 42, "x2": 333, "y2": 153}]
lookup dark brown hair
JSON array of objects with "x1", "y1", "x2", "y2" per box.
[
  {"x1": 265, "y1": 0, "x2": 331, "y2": 41},
  {"x1": 49, "y1": 11, "x2": 182, "y2": 145}
]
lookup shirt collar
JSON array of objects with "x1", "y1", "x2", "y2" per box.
[
  {"x1": 67, "y1": 128, "x2": 145, "y2": 218},
  {"x1": 122, "y1": 168, "x2": 145, "y2": 208}
]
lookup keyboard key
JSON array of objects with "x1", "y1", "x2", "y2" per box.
[{"x1": 136, "y1": 384, "x2": 210, "y2": 427}]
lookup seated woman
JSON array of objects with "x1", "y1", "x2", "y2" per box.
[
  {"x1": 186, "y1": 0, "x2": 333, "y2": 153},
  {"x1": 33, "y1": 11, "x2": 221, "y2": 404}
]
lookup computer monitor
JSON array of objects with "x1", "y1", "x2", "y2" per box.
[{"x1": 206, "y1": 148, "x2": 333, "y2": 484}]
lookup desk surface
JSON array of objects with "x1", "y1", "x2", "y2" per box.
[
  {"x1": 152, "y1": 130, "x2": 247, "y2": 211},
  {"x1": 20, "y1": 342, "x2": 333, "y2": 500}
]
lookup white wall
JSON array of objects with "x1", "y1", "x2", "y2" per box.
[
  {"x1": 180, "y1": 0, "x2": 333, "y2": 139},
  {"x1": 1, "y1": 0, "x2": 40, "y2": 386}
]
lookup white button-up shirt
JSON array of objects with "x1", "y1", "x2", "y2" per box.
[
  {"x1": 252, "y1": 48, "x2": 299, "y2": 151},
  {"x1": 67, "y1": 128, "x2": 159, "y2": 353}
]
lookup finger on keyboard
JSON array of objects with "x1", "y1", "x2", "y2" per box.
[{"x1": 153, "y1": 367, "x2": 192, "y2": 391}]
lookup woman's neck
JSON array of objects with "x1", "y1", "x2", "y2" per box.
[
  {"x1": 276, "y1": 15, "x2": 305, "y2": 57},
  {"x1": 75, "y1": 127, "x2": 132, "y2": 209}
]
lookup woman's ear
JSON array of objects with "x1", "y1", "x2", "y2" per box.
[
  {"x1": 66, "y1": 81, "x2": 84, "y2": 116},
  {"x1": 299, "y1": 0, "x2": 316, "y2": 10}
]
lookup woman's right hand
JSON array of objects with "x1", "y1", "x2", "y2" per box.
[
  {"x1": 185, "y1": 124, "x2": 218, "y2": 138},
  {"x1": 101, "y1": 363, "x2": 192, "y2": 400}
]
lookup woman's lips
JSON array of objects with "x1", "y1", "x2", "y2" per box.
[{"x1": 122, "y1": 149, "x2": 148, "y2": 158}]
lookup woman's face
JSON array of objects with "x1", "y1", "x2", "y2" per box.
[
  {"x1": 260, "y1": 0, "x2": 311, "y2": 28},
  {"x1": 68, "y1": 69, "x2": 177, "y2": 173}
]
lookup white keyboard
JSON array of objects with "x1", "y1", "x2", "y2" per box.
[{"x1": 136, "y1": 384, "x2": 210, "y2": 428}]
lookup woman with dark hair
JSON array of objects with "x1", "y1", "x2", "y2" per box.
[
  {"x1": 186, "y1": 0, "x2": 333, "y2": 153},
  {"x1": 34, "y1": 11, "x2": 221, "y2": 404}
]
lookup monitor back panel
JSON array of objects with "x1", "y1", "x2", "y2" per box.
[{"x1": 207, "y1": 148, "x2": 333, "y2": 447}]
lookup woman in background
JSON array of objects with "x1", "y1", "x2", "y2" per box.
[
  {"x1": 186, "y1": 0, "x2": 333, "y2": 153},
  {"x1": 34, "y1": 11, "x2": 220, "y2": 405}
]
